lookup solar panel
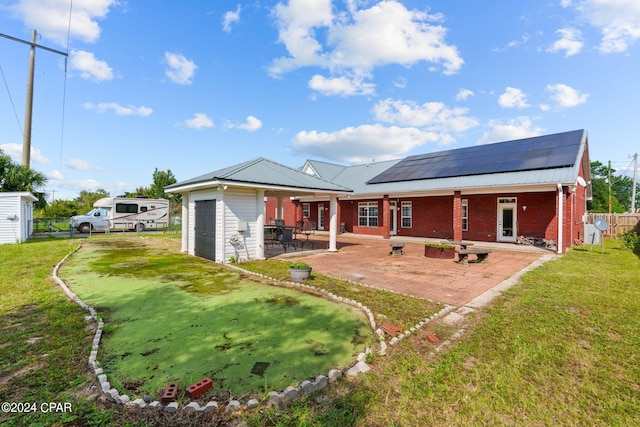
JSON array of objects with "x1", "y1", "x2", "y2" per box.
[{"x1": 367, "y1": 130, "x2": 584, "y2": 184}]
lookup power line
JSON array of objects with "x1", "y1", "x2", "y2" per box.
[{"x1": 0, "y1": 64, "x2": 23, "y2": 135}]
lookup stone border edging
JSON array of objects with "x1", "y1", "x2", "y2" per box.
[{"x1": 54, "y1": 245, "x2": 442, "y2": 414}]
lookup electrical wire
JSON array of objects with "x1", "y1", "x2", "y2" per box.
[
  {"x1": 58, "y1": 0, "x2": 73, "y2": 170},
  {"x1": 0, "y1": 64, "x2": 24, "y2": 136}
]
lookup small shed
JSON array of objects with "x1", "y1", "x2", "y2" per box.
[
  {"x1": 0, "y1": 192, "x2": 38, "y2": 244},
  {"x1": 165, "y1": 158, "x2": 352, "y2": 262}
]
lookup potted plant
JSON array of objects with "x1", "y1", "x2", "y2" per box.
[
  {"x1": 289, "y1": 261, "x2": 312, "y2": 282},
  {"x1": 424, "y1": 242, "x2": 455, "y2": 259}
]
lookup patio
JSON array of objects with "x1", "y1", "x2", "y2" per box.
[{"x1": 266, "y1": 233, "x2": 552, "y2": 306}]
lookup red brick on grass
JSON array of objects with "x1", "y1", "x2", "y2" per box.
[
  {"x1": 425, "y1": 333, "x2": 440, "y2": 343},
  {"x1": 381, "y1": 324, "x2": 404, "y2": 337},
  {"x1": 186, "y1": 377, "x2": 212, "y2": 398},
  {"x1": 160, "y1": 382, "x2": 179, "y2": 402}
]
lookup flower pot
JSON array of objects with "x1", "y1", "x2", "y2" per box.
[
  {"x1": 424, "y1": 246, "x2": 455, "y2": 259},
  {"x1": 289, "y1": 267, "x2": 312, "y2": 282}
]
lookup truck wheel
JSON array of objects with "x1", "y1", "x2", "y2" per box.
[
  {"x1": 79, "y1": 223, "x2": 91, "y2": 234},
  {"x1": 136, "y1": 223, "x2": 145, "y2": 232}
]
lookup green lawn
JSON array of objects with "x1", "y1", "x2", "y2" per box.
[
  {"x1": 59, "y1": 238, "x2": 371, "y2": 399},
  {"x1": 1, "y1": 235, "x2": 638, "y2": 426}
]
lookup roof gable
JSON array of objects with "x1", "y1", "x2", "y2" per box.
[
  {"x1": 166, "y1": 157, "x2": 351, "y2": 193},
  {"x1": 368, "y1": 129, "x2": 586, "y2": 184}
]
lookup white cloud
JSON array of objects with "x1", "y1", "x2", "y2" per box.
[
  {"x1": 546, "y1": 83, "x2": 589, "y2": 108},
  {"x1": 565, "y1": 0, "x2": 640, "y2": 53},
  {"x1": 499, "y1": 87, "x2": 529, "y2": 109},
  {"x1": 372, "y1": 98, "x2": 478, "y2": 133},
  {"x1": 308, "y1": 74, "x2": 375, "y2": 96},
  {"x1": 46, "y1": 169, "x2": 64, "y2": 181},
  {"x1": 0, "y1": 142, "x2": 49, "y2": 164},
  {"x1": 547, "y1": 28, "x2": 583, "y2": 57},
  {"x1": 66, "y1": 158, "x2": 102, "y2": 170},
  {"x1": 70, "y1": 50, "x2": 114, "y2": 81},
  {"x1": 8, "y1": 0, "x2": 118, "y2": 46},
  {"x1": 270, "y1": 0, "x2": 463, "y2": 94},
  {"x1": 223, "y1": 5, "x2": 242, "y2": 32},
  {"x1": 477, "y1": 117, "x2": 544, "y2": 145},
  {"x1": 292, "y1": 124, "x2": 440, "y2": 163},
  {"x1": 183, "y1": 113, "x2": 214, "y2": 129},
  {"x1": 456, "y1": 88, "x2": 474, "y2": 101},
  {"x1": 164, "y1": 52, "x2": 197, "y2": 85},
  {"x1": 226, "y1": 116, "x2": 263, "y2": 132},
  {"x1": 84, "y1": 102, "x2": 153, "y2": 116}
]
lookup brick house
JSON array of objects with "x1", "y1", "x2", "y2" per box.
[{"x1": 266, "y1": 129, "x2": 591, "y2": 254}]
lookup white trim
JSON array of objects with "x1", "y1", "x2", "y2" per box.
[{"x1": 497, "y1": 198, "x2": 517, "y2": 243}]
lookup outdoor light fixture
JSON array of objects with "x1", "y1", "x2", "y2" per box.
[{"x1": 522, "y1": 206, "x2": 527, "y2": 211}]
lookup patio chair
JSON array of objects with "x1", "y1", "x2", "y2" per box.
[
  {"x1": 301, "y1": 220, "x2": 316, "y2": 249},
  {"x1": 278, "y1": 228, "x2": 297, "y2": 252}
]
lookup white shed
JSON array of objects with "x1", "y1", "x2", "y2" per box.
[
  {"x1": 165, "y1": 158, "x2": 352, "y2": 262},
  {"x1": 0, "y1": 192, "x2": 38, "y2": 244}
]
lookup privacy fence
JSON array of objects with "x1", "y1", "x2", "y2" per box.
[{"x1": 586, "y1": 213, "x2": 640, "y2": 235}]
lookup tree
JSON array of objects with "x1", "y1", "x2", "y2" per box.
[
  {"x1": 148, "y1": 168, "x2": 180, "y2": 202},
  {"x1": 0, "y1": 149, "x2": 48, "y2": 208},
  {"x1": 589, "y1": 161, "x2": 637, "y2": 213},
  {"x1": 74, "y1": 189, "x2": 109, "y2": 214},
  {"x1": 44, "y1": 199, "x2": 78, "y2": 218}
]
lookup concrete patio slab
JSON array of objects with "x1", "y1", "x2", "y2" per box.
[{"x1": 274, "y1": 234, "x2": 554, "y2": 307}]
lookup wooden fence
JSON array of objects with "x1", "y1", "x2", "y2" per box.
[{"x1": 586, "y1": 213, "x2": 640, "y2": 235}]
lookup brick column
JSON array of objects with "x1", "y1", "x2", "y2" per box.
[
  {"x1": 383, "y1": 195, "x2": 391, "y2": 239},
  {"x1": 453, "y1": 191, "x2": 462, "y2": 241}
]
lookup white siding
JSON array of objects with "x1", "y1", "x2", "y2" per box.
[
  {"x1": 0, "y1": 193, "x2": 35, "y2": 244},
  {"x1": 223, "y1": 188, "x2": 259, "y2": 262},
  {"x1": 184, "y1": 187, "x2": 262, "y2": 262}
]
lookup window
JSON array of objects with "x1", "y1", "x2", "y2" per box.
[
  {"x1": 140, "y1": 206, "x2": 148, "y2": 212},
  {"x1": 302, "y1": 203, "x2": 310, "y2": 219},
  {"x1": 116, "y1": 203, "x2": 138, "y2": 214},
  {"x1": 401, "y1": 201, "x2": 412, "y2": 228},
  {"x1": 358, "y1": 202, "x2": 378, "y2": 227},
  {"x1": 462, "y1": 199, "x2": 468, "y2": 231}
]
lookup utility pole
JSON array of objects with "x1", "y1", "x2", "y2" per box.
[
  {"x1": 0, "y1": 30, "x2": 68, "y2": 168},
  {"x1": 632, "y1": 153, "x2": 638, "y2": 213}
]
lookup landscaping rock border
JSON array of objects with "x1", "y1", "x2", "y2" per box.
[{"x1": 52, "y1": 244, "x2": 430, "y2": 414}]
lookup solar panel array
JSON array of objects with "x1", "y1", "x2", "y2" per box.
[{"x1": 367, "y1": 130, "x2": 584, "y2": 184}]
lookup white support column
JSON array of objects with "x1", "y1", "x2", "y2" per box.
[
  {"x1": 276, "y1": 196, "x2": 283, "y2": 220},
  {"x1": 181, "y1": 192, "x2": 189, "y2": 253},
  {"x1": 328, "y1": 195, "x2": 338, "y2": 252},
  {"x1": 557, "y1": 183, "x2": 563, "y2": 254},
  {"x1": 256, "y1": 189, "x2": 265, "y2": 260}
]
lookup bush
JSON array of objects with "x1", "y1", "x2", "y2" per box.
[{"x1": 621, "y1": 222, "x2": 640, "y2": 254}]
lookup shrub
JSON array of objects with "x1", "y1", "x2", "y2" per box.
[
  {"x1": 290, "y1": 261, "x2": 311, "y2": 270},
  {"x1": 620, "y1": 221, "x2": 640, "y2": 254}
]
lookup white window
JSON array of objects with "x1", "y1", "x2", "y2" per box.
[
  {"x1": 358, "y1": 202, "x2": 378, "y2": 227},
  {"x1": 462, "y1": 199, "x2": 468, "y2": 231},
  {"x1": 401, "y1": 201, "x2": 412, "y2": 228},
  {"x1": 302, "y1": 203, "x2": 310, "y2": 219}
]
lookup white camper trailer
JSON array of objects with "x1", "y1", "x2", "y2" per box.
[{"x1": 70, "y1": 197, "x2": 169, "y2": 233}]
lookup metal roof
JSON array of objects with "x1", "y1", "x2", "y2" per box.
[
  {"x1": 368, "y1": 129, "x2": 586, "y2": 184},
  {"x1": 166, "y1": 157, "x2": 352, "y2": 193},
  {"x1": 304, "y1": 130, "x2": 588, "y2": 197}
]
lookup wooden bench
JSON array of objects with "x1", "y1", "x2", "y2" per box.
[{"x1": 456, "y1": 248, "x2": 492, "y2": 264}]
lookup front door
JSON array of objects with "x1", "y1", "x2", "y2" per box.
[
  {"x1": 318, "y1": 204, "x2": 325, "y2": 230},
  {"x1": 195, "y1": 200, "x2": 216, "y2": 261},
  {"x1": 390, "y1": 201, "x2": 397, "y2": 236},
  {"x1": 497, "y1": 198, "x2": 517, "y2": 242}
]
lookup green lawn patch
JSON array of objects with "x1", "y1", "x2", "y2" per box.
[{"x1": 59, "y1": 238, "x2": 371, "y2": 399}]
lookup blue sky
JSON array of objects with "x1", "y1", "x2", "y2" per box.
[{"x1": 1, "y1": 0, "x2": 639, "y2": 201}]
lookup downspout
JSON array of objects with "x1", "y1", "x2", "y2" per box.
[{"x1": 557, "y1": 183, "x2": 563, "y2": 254}]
